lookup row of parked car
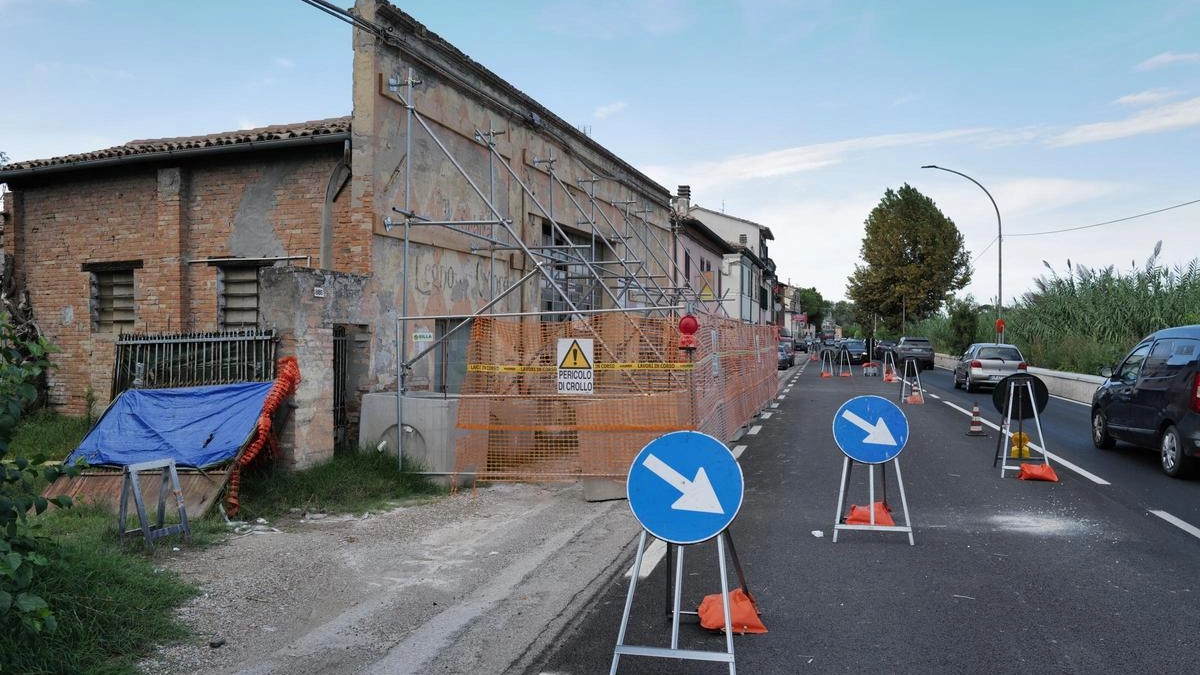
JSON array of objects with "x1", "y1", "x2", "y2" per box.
[{"x1": 783, "y1": 326, "x2": 1200, "y2": 478}]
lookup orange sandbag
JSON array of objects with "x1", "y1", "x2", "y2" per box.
[
  {"x1": 1018, "y1": 462, "x2": 1059, "y2": 482},
  {"x1": 698, "y1": 588, "x2": 767, "y2": 634},
  {"x1": 845, "y1": 501, "x2": 895, "y2": 526}
]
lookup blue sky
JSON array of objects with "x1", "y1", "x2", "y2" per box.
[{"x1": 3, "y1": 0, "x2": 1198, "y2": 306}]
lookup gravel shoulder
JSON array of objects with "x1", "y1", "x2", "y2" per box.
[{"x1": 141, "y1": 482, "x2": 639, "y2": 675}]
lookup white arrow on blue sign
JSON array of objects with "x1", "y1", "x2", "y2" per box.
[
  {"x1": 626, "y1": 430, "x2": 744, "y2": 545},
  {"x1": 832, "y1": 395, "x2": 909, "y2": 464}
]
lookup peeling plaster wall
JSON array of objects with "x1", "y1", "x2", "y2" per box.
[
  {"x1": 259, "y1": 266, "x2": 371, "y2": 467},
  {"x1": 352, "y1": 0, "x2": 677, "y2": 396}
]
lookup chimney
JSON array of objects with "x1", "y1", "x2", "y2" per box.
[{"x1": 671, "y1": 185, "x2": 691, "y2": 217}]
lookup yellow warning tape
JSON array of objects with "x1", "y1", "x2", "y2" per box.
[
  {"x1": 468, "y1": 362, "x2": 694, "y2": 373},
  {"x1": 595, "y1": 362, "x2": 694, "y2": 371}
]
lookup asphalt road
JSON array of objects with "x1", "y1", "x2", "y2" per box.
[{"x1": 525, "y1": 359, "x2": 1200, "y2": 674}]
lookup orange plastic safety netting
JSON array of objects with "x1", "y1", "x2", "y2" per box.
[{"x1": 453, "y1": 313, "x2": 778, "y2": 483}]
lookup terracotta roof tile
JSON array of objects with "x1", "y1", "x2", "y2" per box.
[{"x1": 4, "y1": 116, "x2": 351, "y2": 172}]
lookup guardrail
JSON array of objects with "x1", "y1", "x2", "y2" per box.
[{"x1": 933, "y1": 353, "x2": 1105, "y2": 405}]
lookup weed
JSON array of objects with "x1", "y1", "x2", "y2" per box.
[
  {"x1": 9, "y1": 410, "x2": 91, "y2": 462},
  {"x1": 235, "y1": 446, "x2": 445, "y2": 520}
]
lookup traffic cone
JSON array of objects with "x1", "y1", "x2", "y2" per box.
[
  {"x1": 966, "y1": 403, "x2": 986, "y2": 436},
  {"x1": 882, "y1": 356, "x2": 897, "y2": 383},
  {"x1": 905, "y1": 379, "x2": 924, "y2": 404}
]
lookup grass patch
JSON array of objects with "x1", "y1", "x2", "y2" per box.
[
  {"x1": 235, "y1": 447, "x2": 445, "y2": 520},
  {"x1": 9, "y1": 410, "x2": 92, "y2": 462},
  {"x1": 1, "y1": 504, "x2": 204, "y2": 675},
  {"x1": 6, "y1": 436, "x2": 443, "y2": 672}
]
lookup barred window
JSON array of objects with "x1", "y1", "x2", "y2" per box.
[{"x1": 433, "y1": 318, "x2": 472, "y2": 395}]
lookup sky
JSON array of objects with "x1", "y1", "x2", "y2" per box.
[{"x1": 3, "y1": 0, "x2": 1199, "y2": 307}]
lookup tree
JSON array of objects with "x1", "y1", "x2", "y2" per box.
[
  {"x1": 947, "y1": 296, "x2": 980, "y2": 355},
  {"x1": 793, "y1": 287, "x2": 825, "y2": 333},
  {"x1": 847, "y1": 184, "x2": 972, "y2": 333}
]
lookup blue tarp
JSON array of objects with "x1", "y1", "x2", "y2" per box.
[{"x1": 67, "y1": 382, "x2": 273, "y2": 469}]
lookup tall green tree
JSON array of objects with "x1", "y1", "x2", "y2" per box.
[
  {"x1": 793, "y1": 287, "x2": 825, "y2": 333},
  {"x1": 847, "y1": 184, "x2": 972, "y2": 333}
]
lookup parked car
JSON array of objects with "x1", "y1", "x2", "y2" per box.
[
  {"x1": 953, "y1": 343, "x2": 1027, "y2": 392},
  {"x1": 840, "y1": 339, "x2": 867, "y2": 364},
  {"x1": 894, "y1": 336, "x2": 935, "y2": 370},
  {"x1": 1091, "y1": 325, "x2": 1200, "y2": 477},
  {"x1": 794, "y1": 338, "x2": 808, "y2": 353},
  {"x1": 874, "y1": 339, "x2": 896, "y2": 360},
  {"x1": 777, "y1": 345, "x2": 794, "y2": 370}
]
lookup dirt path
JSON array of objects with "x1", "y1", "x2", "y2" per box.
[{"x1": 141, "y1": 483, "x2": 638, "y2": 675}]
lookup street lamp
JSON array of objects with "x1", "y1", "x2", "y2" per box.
[{"x1": 921, "y1": 164, "x2": 1003, "y2": 339}]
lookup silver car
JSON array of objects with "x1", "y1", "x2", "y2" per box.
[{"x1": 953, "y1": 343, "x2": 1028, "y2": 392}]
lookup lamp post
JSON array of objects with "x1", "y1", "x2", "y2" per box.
[{"x1": 921, "y1": 164, "x2": 1003, "y2": 339}]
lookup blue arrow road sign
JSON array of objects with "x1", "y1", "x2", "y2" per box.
[
  {"x1": 626, "y1": 430, "x2": 744, "y2": 545},
  {"x1": 832, "y1": 395, "x2": 910, "y2": 464}
]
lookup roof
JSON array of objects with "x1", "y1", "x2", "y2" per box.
[
  {"x1": 687, "y1": 204, "x2": 775, "y2": 240},
  {"x1": 0, "y1": 117, "x2": 351, "y2": 178},
  {"x1": 678, "y1": 216, "x2": 736, "y2": 255}
]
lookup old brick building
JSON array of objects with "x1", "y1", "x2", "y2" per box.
[{"x1": 0, "y1": 0, "x2": 774, "y2": 471}]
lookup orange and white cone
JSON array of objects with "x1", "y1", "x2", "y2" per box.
[
  {"x1": 966, "y1": 402, "x2": 985, "y2": 436},
  {"x1": 904, "y1": 379, "x2": 924, "y2": 404},
  {"x1": 882, "y1": 362, "x2": 897, "y2": 383}
]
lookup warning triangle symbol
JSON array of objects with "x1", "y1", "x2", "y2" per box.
[{"x1": 559, "y1": 340, "x2": 592, "y2": 369}]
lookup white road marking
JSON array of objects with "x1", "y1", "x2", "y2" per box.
[
  {"x1": 941, "y1": 401, "x2": 1111, "y2": 485},
  {"x1": 778, "y1": 394, "x2": 786, "y2": 400},
  {"x1": 760, "y1": 412, "x2": 774, "y2": 419},
  {"x1": 1149, "y1": 510, "x2": 1200, "y2": 540},
  {"x1": 625, "y1": 537, "x2": 668, "y2": 579},
  {"x1": 748, "y1": 425, "x2": 762, "y2": 436},
  {"x1": 926, "y1": 392, "x2": 941, "y2": 400},
  {"x1": 732, "y1": 445, "x2": 747, "y2": 458},
  {"x1": 770, "y1": 402, "x2": 780, "y2": 408}
]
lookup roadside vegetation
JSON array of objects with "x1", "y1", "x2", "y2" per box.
[
  {"x1": 897, "y1": 244, "x2": 1200, "y2": 374},
  {"x1": 2, "y1": 308, "x2": 444, "y2": 674}
]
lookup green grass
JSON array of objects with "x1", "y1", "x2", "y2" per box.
[
  {"x1": 6, "y1": 417, "x2": 445, "y2": 674},
  {"x1": 0, "y1": 505, "x2": 202, "y2": 675},
  {"x1": 9, "y1": 410, "x2": 93, "y2": 462},
  {"x1": 235, "y1": 446, "x2": 445, "y2": 519}
]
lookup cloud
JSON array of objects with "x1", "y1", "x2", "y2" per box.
[
  {"x1": 1050, "y1": 96, "x2": 1200, "y2": 146},
  {"x1": 1113, "y1": 88, "x2": 1180, "y2": 106},
  {"x1": 593, "y1": 101, "x2": 627, "y2": 120},
  {"x1": 274, "y1": 57, "x2": 296, "y2": 69},
  {"x1": 1135, "y1": 51, "x2": 1200, "y2": 71},
  {"x1": 673, "y1": 128, "x2": 987, "y2": 190},
  {"x1": 891, "y1": 94, "x2": 918, "y2": 107}
]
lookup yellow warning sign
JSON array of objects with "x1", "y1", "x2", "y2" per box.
[{"x1": 558, "y1": 339, "x2": 593, "y2": 369}]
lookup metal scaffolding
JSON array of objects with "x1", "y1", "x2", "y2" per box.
[{"x1": 381, "y1": 68, "x2": 725, "y2": 469}]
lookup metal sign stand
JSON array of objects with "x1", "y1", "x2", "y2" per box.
[
  {"x1": 118, "y1": 458, "x2": 191, "y2": 551},
  {"x1": 899, "y1": 358, "x2": 923, "y2": 403},
  {"x1": 993, "y1": 377, "x2": 1051, "y2": 477},
  {"x1": 832, "y1": 457, "x2": 915, "y2": 545},
  {"x1": 611, "y1": 530, "x2": 737, "y2": 674}
]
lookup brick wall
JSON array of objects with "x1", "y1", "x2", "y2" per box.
[{"x1": 7, "y1": 146, "x2": 349, "y2": 415}]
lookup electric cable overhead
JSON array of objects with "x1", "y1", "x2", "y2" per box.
[{"x1": 1007, "y1": 197, "x2": 1200, "y2": 237}]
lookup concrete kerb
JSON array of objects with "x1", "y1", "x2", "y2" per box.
[{"x1": 933, "y1": 354, "x2": 1103, "y2": 405}]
